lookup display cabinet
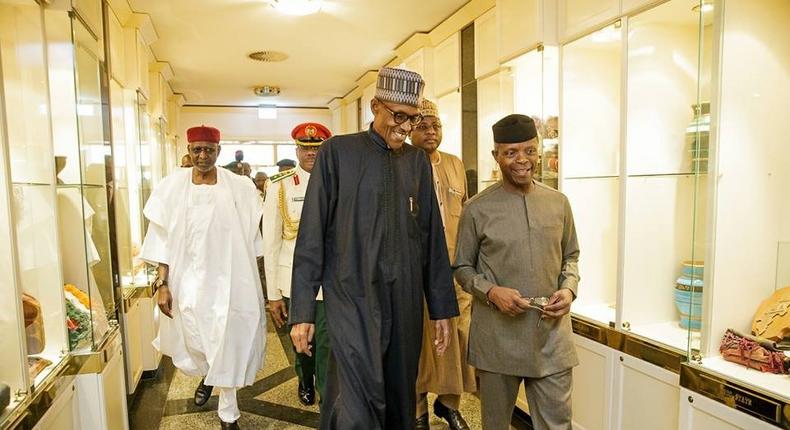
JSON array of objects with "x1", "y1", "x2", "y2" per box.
[
  {"x1": 476, "y1": 69, "x2": 514, "y2": 192},
  {"x1": 0, "y1": 0, "x2": 70, "y2": 399},
  {"x1": 505, "y1": 45, "x2": 559, "y2": 189},
  {"x1": 560, "y1": 21, "x2": 622, "y2": 327},
  {"x1": 0, "y1": 52, "x2": 29, "y2": 429},
  {"x1": 619, "y1": 0, "x2": 712, "y2": 354},
  {"x1": 48, "y1": 8, "x2": 116, "y2": 355},
  {"x1": 680, "y1": 1, "x2": 790, "y2": 427},
  {"x1": 436, "y1": 90, "x2": 462, "y2": 159}
]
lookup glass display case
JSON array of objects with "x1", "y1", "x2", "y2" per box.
[
  {"x1": 111, "y1": 80, "x2": 150, "y2": 292},
  {"x1": 505, "y1": 45, "x2": 560, "y2": 189},
  {"x1": 561, "y1": 1, "x2": 713, "y2": 353},
  {"x1": 619, "y1": 0, "x2": 712, "y2": 354},
  {"x1": 684, "y1": 0, "x2": 790, "y2": 412},
  {"x1": 0, "y1": 0, "x2": 70, "y2": 396},
  {"x1": 0, "y1": 53, "x2": 29, "y2": 426},
  {"x1": 436, "y1": 90, "x2": 462, "y2": 159},
  {"x1": 560, "y1": 21, "x2": 622, "y2": 327},
  {"x1": 48, "y1": 8, "x2": 116, "y2": 354},
  {"x1": 476, "y1": 69, "x2": 514, "y2": 192}
]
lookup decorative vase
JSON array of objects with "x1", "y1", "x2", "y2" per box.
[
  {"x1": 674, "y1": 261, "x2": 704, "y2": 330},
  {"x1": 686, "y1": 102, "x2": 710, "y2": 174}
]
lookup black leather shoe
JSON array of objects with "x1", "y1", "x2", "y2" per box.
[
  {"x1": 193, "y1": 378, "x2": 214, "y2": 406},
  {"x1": 298, "y1": 379, "x2": 315, "y2": 406},
  {"x1": 415, "y1": 413, "x2": 430, "y2": 429},
  {"x1": 434, "y1": 399, "x2": 470, "y2": 430},
  {"x1": 220, "y1": 420, "x2": 240, "y2": 430}
]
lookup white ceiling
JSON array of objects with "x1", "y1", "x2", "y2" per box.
[{"x1": 129, "y1": 0, "x2": 469, "y2": 107}]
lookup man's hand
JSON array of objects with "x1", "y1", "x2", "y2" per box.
[
  {"x1": 487, "y1": 286, "x2": 531, "y2": 317},
  {"x1": 157, "y1": 286, "x2": 173, "y2": 319},
  {"x1": 268, "y1": 299, "x2": 288, "y2": 328},
  {"x1": 434, "y1": 319, "x2": 451, "y2": 356},
  {"x1": 290, "y1": 323, "x2": 315, "y2": 357},
  {"x1": 542, "y1": 288, "x2": 574, "y2": 319}
]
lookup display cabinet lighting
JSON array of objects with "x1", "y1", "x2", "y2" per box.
[
  {"x1": 692, "y1": 1, "x2": 714, "y2": 13},
  {"x1": 591, "y1": 24, "x2": 621, "y2": 43}
]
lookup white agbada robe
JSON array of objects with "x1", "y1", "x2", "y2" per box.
[{"x1": 140, "y1": 167, "x2": 265, "y2": 387}]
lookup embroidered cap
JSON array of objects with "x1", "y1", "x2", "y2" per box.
[
  {"x1": 375, "y1": 67, "x2": 425, "y2": 107},
  {"x1": 187, "y1": 125, "x2": 221, "y2": 143},
  {"x1": 419, "y1": 98, "x2": 439, "y2": 118}
]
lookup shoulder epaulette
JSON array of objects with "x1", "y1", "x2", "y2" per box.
[{"x1": 269, "y1": 168, "x2": 296, "y2": 184}]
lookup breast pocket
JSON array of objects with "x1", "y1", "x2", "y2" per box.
[{"x1": 534, "y1": 223, "x2": 563, "y2": 246}]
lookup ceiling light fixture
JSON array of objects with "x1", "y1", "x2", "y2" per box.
[
  {"x1": 692, "y1": 1, "x2": 714, "y2": 13},
  {"x1": 266, "y1": 0, "x2": 323, "y2": 16},
  {"x1": 258, "y1": 104, "x2": 277, "y2": 119}
]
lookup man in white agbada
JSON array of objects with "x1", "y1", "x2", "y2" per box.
[{"x1": 140, "y1": 125, "x2": 265, "y2": 430}]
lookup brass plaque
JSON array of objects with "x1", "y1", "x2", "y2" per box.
[
  {"x1": 571, "y1": 318, "x2": 607, "y2": 344},
  {"x1": 681, "y1": 363, "x2": 790, "y2": 429},
  {"x1": 623, "y1": 336, "x2": 684, "y2": 373},
  {"x1": 723, "y1": 385, "x2": 782, "y2": 425}
]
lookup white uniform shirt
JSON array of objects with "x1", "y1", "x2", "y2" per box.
[{"x1": 262, "y1": 165, "x2": 323, "y2": 301}]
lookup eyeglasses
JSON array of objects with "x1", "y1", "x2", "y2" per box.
[
  {"x1": 377, "y1": 99, "x2": 423, "y2": 126},
  {"x1": 414, "y1": 123, "x2": 442, "y2": 132}
]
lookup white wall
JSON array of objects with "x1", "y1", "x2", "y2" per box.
[{"x1": 178, "y1": 106, "x2": 333, "y2": 154}]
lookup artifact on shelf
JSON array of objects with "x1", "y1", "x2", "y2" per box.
[
  {"x1": 22, "y1": 293, "x2": 45, "y2": 354},
  {"x1": 27, "y1": 357, "x2": 52, "y2": 381},
  {"x1": 752, "y1": 286, "x2": 790, "y2": 348},
  {"x1": 0, "y1": 382, "x2": 9, "y2": 411},
  {"x1": 64, "y1": 284, "x2": 92, "y2": 350},
  {"x1": 685, "y1": 102, "x2": 710, "y2": 173},
  {"x1": 674, "y1": 260, "x2": 704, "y2": 330},
  {"x1": 719, "y1": 329, "x2": 790, "y2": 375}
]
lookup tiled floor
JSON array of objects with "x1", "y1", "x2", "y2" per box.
[{"x1": 127, "y1": 314, "x2": 529, "y2": 429}]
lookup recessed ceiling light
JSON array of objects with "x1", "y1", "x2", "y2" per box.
[
  {"x1": 266, "y1": 0, "x2": 323, "y2": 16},
  {"x1": 248, "y1": 51, "x2": 289, "y2": 62},
  {"x1": 692, "y1": 1, "x2": 714, "y2": 13}
]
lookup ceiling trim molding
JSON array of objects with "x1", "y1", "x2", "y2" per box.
[
  {"x1": 150, "y1": 61, "x2": 174, "y2": 81},
  {"x1": 393, "y1": 33, "x2": 431, "y2": 60},
  {"x1": 182, "y1": 104, "x2": 330, "y2": 111},
  {"x1": 107, "y1": 0, "x2": 133, "y2": 24},
  {"x1": 125, "y1": 12, "x2": 158, "y2": 45},
  {"x1": 327, "y1": 98, "x2": 345, "y2": 110},
  {"x1": 336, "y1": 0, "x2": 495, "y2": 102}
]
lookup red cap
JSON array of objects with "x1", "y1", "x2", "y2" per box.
[
  {"x1": 291, "y1": 122, "x2": 331, "y2": 146},
  {"x1": 187, "y1": 125, "x2": 221, "y2": 143}
]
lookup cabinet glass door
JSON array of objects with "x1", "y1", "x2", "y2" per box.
[
  {"x1": 619, "y1": 0, "x2": 712, "y2": 353},
  {"x1": 0, "y1": 0, "x2": 68, "y2": 389},
  {"x1": 560, "y1": 22, "x2": 623, "y2": 326}
]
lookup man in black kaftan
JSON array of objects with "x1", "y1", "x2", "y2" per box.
[{"x1": 288, "y1": 67, "x2": 459, "y2": 430}]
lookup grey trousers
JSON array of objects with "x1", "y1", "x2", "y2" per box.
[{"x1": 478, "y1": 368, "x2": 573, "y2": 430}]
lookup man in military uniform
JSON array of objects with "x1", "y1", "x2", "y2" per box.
[
  {"x1": 263, "y1": 122, "x2": 332, "y2": 406},
  {"x1": 276, "y1": 158, "x2": 296, "y2": 172}
]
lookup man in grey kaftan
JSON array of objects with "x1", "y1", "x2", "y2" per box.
[{"x1": 453, "y1": 114, "x2": 580, "y2": 430}]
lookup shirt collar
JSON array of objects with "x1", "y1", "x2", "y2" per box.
[{"x1": 367, "y1": 125, "x2": 390, "y2": 151}]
